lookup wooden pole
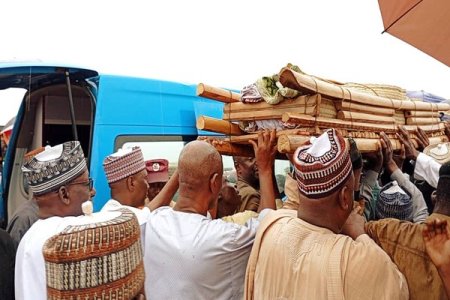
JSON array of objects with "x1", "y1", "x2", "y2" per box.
[
  {"x1": 337, "y1": 110, "x2": 396, "y2": 124},
  {"x1": 225, "y1": 129, "x2": 311, "y2": 144},
  {"x1": 405, "y1": 110, "x2": 441, "y2": 118},
  {"x1": 223, "y1": 94, "x2": 319, "y2": 113},
  {"x1": 196, "y1": 116, "x2": 244, "y2": 136},
  {"x1": 406, "y1": 117, "x2": 441, "y2": 125},
  {"x1": 277, "y1": 135, "x2": 395, "y2": 153},
  {"x1": 277, "y1": 135, "x2": 310, "y2": 153},
  {"x1": 197, "y1": 83, "x2": 240, "y2": 103},
  {"x1": 282, "y1": 112, "x2": 398, "y2": 132},
  {"x1": 197, "y1": 137, "x2": 254, "y2": 157},
  {"x1": 277, "y1": 134, "x2": 448, "y2": 154},
  {"x1": 282, "y1": 112, "x2": 445, "y2": 133},
  {"x1": 335, "y1": 101, "x2": 395, "y2": 116}
]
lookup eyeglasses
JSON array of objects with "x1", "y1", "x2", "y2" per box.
[{"x1": 66, "y1": 178, "x2": 94, "y2": 190}]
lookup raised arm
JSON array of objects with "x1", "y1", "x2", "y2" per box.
[
  {"x1": 380, "y1": 132, "x2": 428, "y2": 222},
  {"x1": 360, "y1": 144, "x2": 383, "y2": 221},
  {"x1": 147, "y1": 169, "x2": 179, "y2": 211},
  {"x1": 249, "y1": 130, "x2": 277, "y2": 212},
  {"x1": 397, "y1": 126, "x2": 440, "y2": 188}
]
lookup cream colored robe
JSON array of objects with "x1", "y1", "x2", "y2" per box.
[{"x1": 245, "y1": 209, "x2": 409, "y2": 300}]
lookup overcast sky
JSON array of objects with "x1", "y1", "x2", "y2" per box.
[{"x1": 0, "y1": 0, "x2": 449, "y2": 125}]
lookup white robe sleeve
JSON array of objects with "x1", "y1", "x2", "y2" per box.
[{"x1": 414, "y1": 153, "x2": 441, "y2": 189}]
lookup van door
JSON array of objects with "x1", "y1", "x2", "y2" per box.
[{"x1": 0, "y1": 64, "x2": 98, "y2": 226}]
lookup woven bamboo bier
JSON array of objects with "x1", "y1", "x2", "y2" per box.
[{"x1": 196, "y1": 68, "x2": 450, "y2": 157}]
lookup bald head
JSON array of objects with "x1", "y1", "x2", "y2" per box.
[
  {"x1": 178, "y1": 141, "x2": 223, "y2": 184},
  {"x1": 174, "y1": 141, "x2": 224, "y2": 215}
]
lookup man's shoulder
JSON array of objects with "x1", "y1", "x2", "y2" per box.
[
  {"x1": 102, "y1": 199, "x2": 152, "y2": 221},
  {"x1": 18, "y1": 217, "x2": 64, "y2": 253},
  {"x1": 365, "y1": 218, "x2": 421, "y2": 239},
  {"x1": 101, "y1": 199, "x2": 122, "y2": 210},
  {"x1": 237, "y1": 180, "x2": 258, "y2": 192},
  {"x1": 7, "y1": 200, "x2": 39, "y2": 225},
  {"x1": 238, "y1": 185, "x2": 257, "y2": 193}
]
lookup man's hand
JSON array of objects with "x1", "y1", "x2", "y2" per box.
[
  {"x1": 423, "y1": 219, "x2": 450, "y2": 272},
  {"x1": 416, "y1": 127, "x2": 430, "y2": 151},
  {"x1": 423, "y1": 219, "x2": 450, "y2": 298},
  {"x1": 396, "y1": 126, "x2": 419, "y2": 161},
  {"x1": 362, "y1": 143, "x2": 383, "y2": 174},
  {"x1": 248, "y1": 130, "x2": 277, "y2": 173},
  {"x1": 380, "y1": 132, "x2": 398, "y2": 174},
  {"x1": 341, "y1": 209, "x2": 366, "y2": 240},
  {"x1": 393, "y1": 144, "x2": 406, "y2": 170}
]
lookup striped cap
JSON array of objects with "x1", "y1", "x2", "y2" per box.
[
  {"x1": 376, "y1": 181, "x2": 413, "y2": 221},
  {"x1": 103, "y1": 147, "x2": 146, "y2": 184},
  {"x1": 293, "y1": 129, "x2": 352, "y2": 199},
  {"x1": 43, "y1": 207, "x2": 144, "y2": 300},
  {"x1": 22, "y1": 141, "x2": 87, "y2": 195}
]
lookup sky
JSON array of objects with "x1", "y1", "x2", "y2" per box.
[{"x1": 0, "y1": 0, "x2": 449, "y2": 125}]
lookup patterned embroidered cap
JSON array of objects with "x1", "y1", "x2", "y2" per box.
[
  {"x1": 293, "y1": 129, "x2": 352, "y2": 199},
  {"x1": 145, "y1": 159, "x2": 169, "y2": 183},
  {"x1": 103, "y1": 147, "x2": 146, "y2": 184},
  {"x1": 376, "y1": 181, "x2": 413, "y2": 221},
  {"x1": 21, "y1": 141, "x2": 87, "y2": 195},
  {"x1": 43, "y1": 207, "x2": 144, "y2": 300}
]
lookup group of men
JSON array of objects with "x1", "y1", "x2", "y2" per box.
[{"x1": 1, "y1": 125, "x2": 450, "y2": 299}]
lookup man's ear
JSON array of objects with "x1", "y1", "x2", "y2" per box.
[
  {"x1": 126, "y1": 176, "x2": 135, "y2": 192},
  {"x1": 338, "y1": 185, "x2": 351, "y2": 211},
  {"x1": 209, "y1": 173, "x2": 221, "y2": 194},
  {"x1": 58, "y1": 186, "x2": 71, "y2": 205},
  {"x1": 234, "y1": 164, "x2": 241, "y2": 176},
  {"x1": 431, "y1": 190, "x2": 437, "y2": 205}
]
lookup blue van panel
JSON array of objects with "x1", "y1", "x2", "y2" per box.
[
  {"x1": 0, "y1": 102, "x2": 25, "y2": 221},
  {"x1": 89, "y1": 75, "x2": 224, "y2": 211},
  {"x1": 95, "y1": 76, "x2": 205, "y2": 127}
]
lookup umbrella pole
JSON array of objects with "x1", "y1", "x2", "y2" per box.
[{"x1": 381, "y1": 0, "x2": 423, "y2": 33}]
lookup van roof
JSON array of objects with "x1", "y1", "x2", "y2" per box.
[{"x1": 0, "y1": 63, "x2": 98, "y2": 90}]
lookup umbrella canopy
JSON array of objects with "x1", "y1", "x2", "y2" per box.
[{"x1": 378, "y1": 0, "x2": 450, "y2": 67}]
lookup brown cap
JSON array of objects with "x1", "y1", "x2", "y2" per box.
[{"x1": 145, "y1": 159, "x2": 169, "y2": 183}]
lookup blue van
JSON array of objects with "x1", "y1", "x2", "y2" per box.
[{"x1": 0, "y1": 63, "x2": 227, "y2": 225}]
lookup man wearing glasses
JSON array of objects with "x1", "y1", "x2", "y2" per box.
[{"x1": 14, "y1": 141, "x2": 96, "y2": 300}]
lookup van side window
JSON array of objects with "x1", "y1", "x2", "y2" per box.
[
  {"x1": 115, "y1": 135, "x2": 290, "y2": 199},
  {"x1": 116, "y1": 135, "x2": 197, "y2": 177}
]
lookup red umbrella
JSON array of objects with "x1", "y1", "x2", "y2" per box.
[{"x1": 378, "y1": 0, "x2": 450, "y2": 67}]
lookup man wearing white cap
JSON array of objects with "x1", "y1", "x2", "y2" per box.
[
  {"x1": 244, "y1": 129, "x2": 408, "y2": 300},
  {"x1": 15, "y1": 141, "x2": 96, "y2": 300}
]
